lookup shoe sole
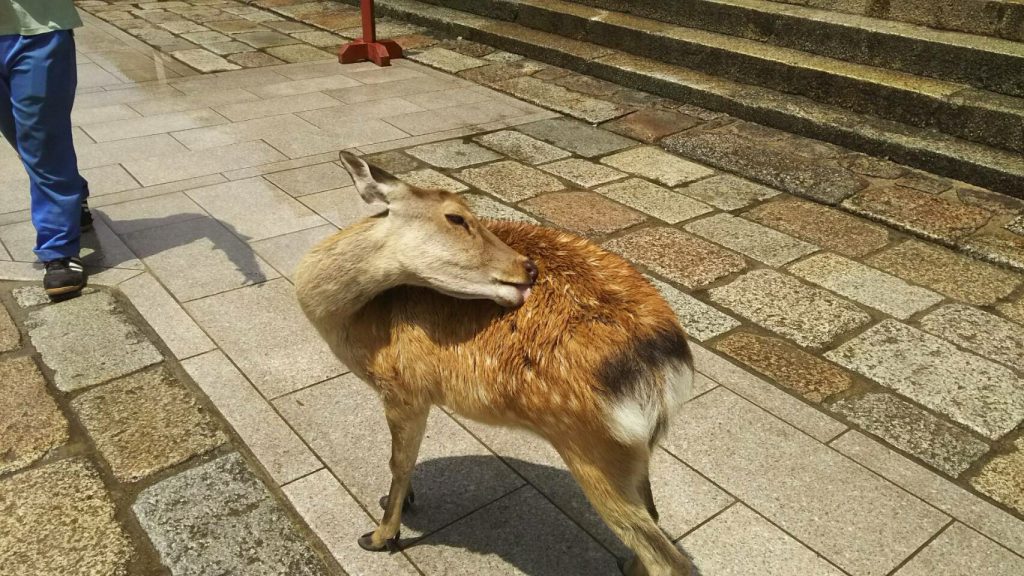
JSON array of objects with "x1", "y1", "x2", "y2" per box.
[{"x1": 46, "y1": 283, "x2": 85, "y2": 296}]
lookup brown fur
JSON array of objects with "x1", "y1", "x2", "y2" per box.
[
  {"x1": 345, "y1": 221, "x2": 685, "y2": 433},
  {"x1": 295, "y1": 155, "x2": 694, "y2": 575}
]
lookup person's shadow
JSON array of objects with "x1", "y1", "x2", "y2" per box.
[{"x1": 388, "y1": 455, "x2": 700, "y2": 576}]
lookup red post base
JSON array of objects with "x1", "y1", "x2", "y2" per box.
[{"x1": 338, "y1": 39, "x2": 403, "y2": 67}]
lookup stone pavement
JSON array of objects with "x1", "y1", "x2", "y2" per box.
[
  {"x1": 0, "y1": 282, "x2": 334, "y2": 575},
  {"x1": 0, "y1": 3, "x2": 1022, "y2": 575}
]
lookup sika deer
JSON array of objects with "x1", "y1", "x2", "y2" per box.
[{"x1": 295, "y1": 152, "x2": 695, "y2": 576}]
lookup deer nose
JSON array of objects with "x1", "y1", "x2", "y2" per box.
[{"x1": 524, "y1": 259, "x2": 538, "y2": 285}]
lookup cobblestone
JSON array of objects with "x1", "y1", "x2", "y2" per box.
[
  {"x1": 830, "y1": 392, "x2": 989, "y2": 477},
  {"x1": 714, "y1": 331, "x2": 853, "y2": 402},
  {"x1": 605, "y1": 227, "x2": 746, "y2": 290},
  {"x1": 827, "y1": 320, "x2": 1024, "y2": 439},
  {"x1": 709, "y1": 270, "x2": 871, "y2": 349}
]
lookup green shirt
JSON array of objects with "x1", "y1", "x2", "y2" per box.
[{"x1": 1, "y1": 0, "x2": 83, "y2": 36}]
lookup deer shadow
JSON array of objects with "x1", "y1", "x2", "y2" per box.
[
  {"x1": 84, "y1": 209, "x2": 269, "y2": 288},
  {"x1": 385, "y1": 455, "x2": 700, "y2": 576}
]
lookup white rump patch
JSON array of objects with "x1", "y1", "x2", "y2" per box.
[{"x1": 607, "y1": 359, "x2": 694, "y2": 445}]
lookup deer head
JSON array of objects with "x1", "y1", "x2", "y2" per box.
[{"x1": 338, "y1": 151, "x2": 538, "y2": 307}]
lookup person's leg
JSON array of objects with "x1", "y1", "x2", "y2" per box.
[
  {"x1": 7, "y1": 30, "x2": 90, "y2": 293},
  {"x1": 0, "y1": 34, "x2": 19, "y2": 151}
]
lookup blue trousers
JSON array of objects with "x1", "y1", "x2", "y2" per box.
[{"x1": 0, "y1": 30, "x2": 88, "y2": 261}]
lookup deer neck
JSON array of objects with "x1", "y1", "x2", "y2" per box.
[{"x1": 296, "y1": 218, "x2": 404, "y2": 327}]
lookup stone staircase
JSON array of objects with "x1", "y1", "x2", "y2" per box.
[{"x1": 341, "y1": 0, "x2": 1024, "y2": 198}]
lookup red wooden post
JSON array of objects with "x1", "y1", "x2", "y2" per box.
[{"x1": 338, "y1": 0, "x2": 403, "y2": 67}]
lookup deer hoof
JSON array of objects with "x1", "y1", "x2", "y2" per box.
[
  {"x1": 358, "y1": 531, "x2": 402, "y2": 553},
  {"x1": 378, "y1": 490, "x2": 416, "y2": 511}
]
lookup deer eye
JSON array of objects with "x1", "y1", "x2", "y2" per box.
[{"x1": 445, "y1": 214, "x2": 467, "y2": 227}]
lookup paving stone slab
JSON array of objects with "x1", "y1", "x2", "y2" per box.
[
  {"x1": 494, "y1": 76, "x2": 630, "y2": 124},
  {"x1": 406, "y1": 139, "x2": 501, "y2": 169},
  {"x1": 597, "y1": 178, "x2": 714, "y2": 225},
  {"x1": 667, "y1": 387, "x2": 948, "y2": 576},
  {"x1": 12, "y1": 286, "x2": 50, "y2": 308},
  {"x1": 826, "y1": 319, "x2": 1024, "y2": 439},
  {"x1": 600, "y1": 146, "x2": 714, "y2": 187},
  {"x1": 1008, "y1": 215, "x2": 1024, "y2": 236},
  {"x1": 118, "y1": 272, "x2": 215, "y2": 360},
  {"x1": 958, "y1": 188, "x2": 1024, "y2": 215},
  {"x1": 744, "y1": 196, "x2": 891, "y2": 258},
  {"x1": 971, "y1": 436, "x2": 1024, "y2": 516},
  {"x1": 299, "y1": 187, "x2": 385, "y2": 230},
  {"x1": 171, "y1": 48, "x2": 240, "y2": 72},
  {"x1": 228, "y1": 50, "x2": 286, "y2": 67},
  {"x1": 472, "y1": 130, "x2": 570, "y2": 165},
  {"x1": 123, "y1": 140, "x2": 286, "y2": 186},
  {"x1": 521, "y1": 190, "x2": 645, "y2": 238},
  {"x1": 455, "y1": 160, "x2": 564, "y2": 203},
  {"x1": 709, "y1": 269, "x2": 871, "y2": 349},
  {"x1": 72, "y1": 365, "x2": 226, "y2": 483},
  {"x1": 539, "y1": 158, "x2": 625, "y2": 188},
  {"x1": 0, "y1": 356, "x2": 67, "y2": 475},
  {"x1": 264, "y1": 162, "x2": 353, "y2": 197},
  {"x1": 409, "y1": 47, "x2": 487, "y2": 73},
  {"x1": 662, "y1": 129, "x2": 866, "y2": 204},
  {"x1": 714, "y1": 331, "x2": 853, "y2": 402},
  {"x1": 398, "y1": 168, "x2": 468, "y2": 193},
  {"x1": 895, "y1": 523, "x2": 1024, "y2": 576},
  {"x1": 897, "y1": 172, "x2": 953, "y2": 195},
  {"x1": 265, "y1": 44, "x2": 333, "y2": 63},
  {"x1": 133, "y1": 452, "x2": 327, "y2": 576},
  {"x1": 830, "y1": 392, "x2": 989, "y2": 477},
  {"x1": 832, "y1": 431, "x2": 1024, "y2": 557},
  {"x1": 517, "y1": 117, "x2": 636, "y2": 158},
  {"x1": 686, "y1": 213, "x2": 818, "y2": 266},
  {"x1": 961, "y1": 229, "x2": 1024, "y2": 272},
  {"x1": 27, "y1": 291, "x2": 162, "y2": 391},
  {"x1": 460, "y1": 415, "x2": 731, "y2": 552},
  {"x1": 647, "y1": 276, "x2": 740, "y2": 342},
  {"x1": 364, "y1": 150, "x2": 420, "y2": 174},
  {"x1": 122, "y1": 216, "x2": 281, "y2": 302},
  {"x1": 843, "y1": 185, "x2": 992, "y2": 243},
  {"x1": 407, "y1": 487, "x2": 619, "y2": 574},
  {"x1": 282, "y1": 470, "x2": 421, "y2": 576},
  {"x1": 290, "y1": 30, "x2": 344, "y2": 47},
  {"x1": 685, "y1": 344, "x2": 845, "y2": 445},
  {"x1": 682, "y1": 504, "x2": 845, "y2": 576},
  {"x1": 605, "y1": 227, "x2": 746, "y2": 290},
  {"x1": 462, "y1": 194, "x2": 538, "y2": 223},
  {"x1": 999, "y1": 295, "x2": 1024, "y2": 325},
  {"x1": 185, "y1": 278, "x2": 344, "y2": 399},
  {"x1": 677, "y1": 174, "x2": 781, "y2": 211},
  {"x1": 185, "y1": 177, "x2": 328, "y2": 241},
  {"x1": 184, "y1": 351, "x2": 322, "y2": 485},
  {"x1": 788, "y1": 252, "x2": 942, "y2": 319},
  {"x1": 251, "y1": 224, "x2": 338, "y2": 281},
  {"x1": 919, "y1": 304, "x2": 1024, "y2": 372},
  {"x1": 274, "y1": 374, "x2": 525, "y2": 538},
  {"x1": 866, "y1": 240, "x2": 1021, "y2": 306},
  {"x1": 0, "y1": 302, "x2": 17, "y2": 351},
  {"x1": 0, "y1": 458, "x2": 132, "y2": 576},
  {"x1": 601, "y1": 108, "x2": 702, "y2": 143}
]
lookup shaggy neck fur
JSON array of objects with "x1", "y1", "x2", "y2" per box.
[{"x1": 295, "y1": 217, "x2": 403, "y2": 327}]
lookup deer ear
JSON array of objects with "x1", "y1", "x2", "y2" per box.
[{"x1": 339, "y1": 151, "x2": 399, "y2": 205}]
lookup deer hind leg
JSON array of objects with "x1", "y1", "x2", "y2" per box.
[
  {"x1": 640, "y1": 469, "x2": 659, "y2": 523},
  {"x1": 358, "y1": 400, "x2": 429, "y2": 552},
  {"x1": 558, "y1": 440, "x2": 691, "y2": 576}
]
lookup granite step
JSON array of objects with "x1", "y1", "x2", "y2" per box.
[
  {"x1": 348, "y1": 0, "x2": 1024, "y2": 197},
  {"x1": 753, "y1": 0, "x2": 1024, "y2": 42},
  {"x1": 562, "y1": 0, "x2": 1024, "y2": 97},
  {"x1": 401, "y1": 0, "x2": 1024, "y2": 155}
]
